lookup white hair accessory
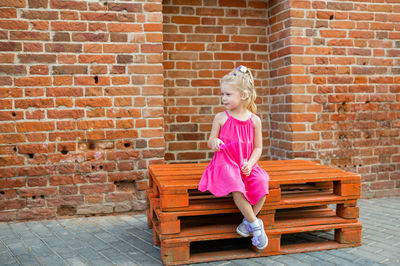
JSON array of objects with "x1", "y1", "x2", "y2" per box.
[{"x1": 237, "y1": 65, "x2": 247, "y2": 73}]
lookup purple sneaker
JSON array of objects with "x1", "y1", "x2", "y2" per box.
[
  {"x1": 236, "y1": 218, "x2": 263, "y2": 238},
  {"x1": 251, "y1": 219, "x2": 268, "y2": 250}
]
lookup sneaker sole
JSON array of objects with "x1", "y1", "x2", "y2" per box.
[
  {"x1": 236, "y1": 227, "x2": 250, "y2": 238},
  {"x1": 255, "y1": 237, "x2": 268, "y2": 250}
]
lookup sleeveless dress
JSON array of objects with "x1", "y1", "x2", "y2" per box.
[{"x1": 198, "y1": 111, "x2": 269, "y2": 205}]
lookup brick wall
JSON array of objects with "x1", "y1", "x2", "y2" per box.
[
  {"x1": 1, "y1": 0, "x2": 399, "y2": 222},
  {"x1": 268, "y1": 0, "x2": 400, "y2": 198},
  {"x1": 0, "y1": 0, "x2": 164, "y2": 221},
  {"x1": 163, "y1": 0, "x2": 271, "y2": 162}
]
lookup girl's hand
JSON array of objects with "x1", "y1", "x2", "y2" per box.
[
  {"x1": 241, "y1": 160, "x2": 253, "y2": 177},
  {"x1": 211, "y1": 138, "x2": 225, "y2": 152}
]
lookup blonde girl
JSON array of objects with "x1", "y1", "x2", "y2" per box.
[{"x1": 198, "y1": 65, "x2": 269, "y2": 250}]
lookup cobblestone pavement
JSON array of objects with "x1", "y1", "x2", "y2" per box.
[{"x1": 0, "y1": 197, "x2": 399, "y2": 266}]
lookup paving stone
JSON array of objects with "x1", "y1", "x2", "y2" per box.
[
  {"x1": 99, "y1": 248, "x2": 140, "y2": 266},
  {"x1": 30, "y1": 244, "x2": 56, "y2": 258},
  {"x1": 15, "y1": 253, "x2": 41, "y2": 265},
  {"x1": 38, "y1": 255, "x2": 67, "y2": 266},
  {"x1": 64, "y1": 256, "x2": 89, "y2": 266},
  {"x1": 7, "y1": 242, "x2": 30, "y2": 256},
  {"x1": 249, "y1": 257, "x2": 285, "y2": 265},
  {"x1": 272, "y1": 254, "x2": 314, "y2": 266},
  {"x1": 0, "y1": 251, "x2": 17, "y2": 265}
]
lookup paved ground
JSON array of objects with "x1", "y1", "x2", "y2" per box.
[{"x1": 0, "y1": 197, "x2": 399, "y2": 266}]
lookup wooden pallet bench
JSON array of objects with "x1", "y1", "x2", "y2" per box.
[{"x1": 145, "y1": 160, "x2": 362, "y2": 265}]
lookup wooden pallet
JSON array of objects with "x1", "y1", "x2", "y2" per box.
[
  {"x1": 146, "y1": 160, "x2": 362, "y2": 265},
  {"x1": 154, "y1": 207, "x2": 362, "y2": 265}
]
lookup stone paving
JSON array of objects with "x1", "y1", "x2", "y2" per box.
[{"x1": 0, "y1": 197, "x2": 399, "y2": 266}]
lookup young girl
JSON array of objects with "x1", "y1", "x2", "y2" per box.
[{"x1": 198, "y1": 65, "x2": 269, "y2": 250}]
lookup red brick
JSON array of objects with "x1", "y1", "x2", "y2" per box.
[
  {"x1": 0, "y1": 0, "x2": 25, "y2": 7},
  {"x1": 0, "y1": 42, "x2": 22, "y2": 51},
  {"x1": 50, "y1": 0, "x2": 86, "y2": 9},
  {"x1": 172, "y1": 16, "x2": 200, "y2": 25},
  {"x1": 108, "y1": 171, "x2": 143, "y2": 182},
  {"x1": 80, "y1": 184, "x2": 114, "y2": 194},
  {"x1": 74, "y1": 76, "x2": 110, "y2": 86},
  {"x1": 14, "y1": 76, "x2": 51, "y2": 86},
  {"x1": 222, "y1": 43, "x2": 249, "y2": 51},
  {"x1": 17, "y1": 208, "x2": 56, "y2": 220},
  {"x1": 128, "y1": 64, "x2": 163, "y2": 74},
  {"x1": 52, "y1": 21, "x2": 87, "y2": 31},
  {"x1": 28, "y1": 0, "x2": 47, "y2": 8},
  {"x1": 103, "y1": 44, "x2": 139, "y2": 53},
  {"x1": 30, "y1": 65, "x2": 48, "y2": 75},
  {"x1": 15, "y1": 98, "x2": 53, "y2": 108},
  {"x1": 0, "y1": 8, "x2": 17, "y2": 18},
  {"x1": 108, "y1": 23, "x2": 142, "y2": 32},
  {"x1": 16, "y1": 121, "x2": 54, "y2": 132},
  {"x1": 0, "y1": 20, "x2": 28, "y2": 29},
  {"x1": 45, "y1": 43, "x2": 82, "y2": 53}
]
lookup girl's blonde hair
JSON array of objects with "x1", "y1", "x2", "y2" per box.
[{"x1": 221, "y1": 65, "x2": 257, "y2": 113}]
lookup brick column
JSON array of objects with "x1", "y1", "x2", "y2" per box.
[{"x1": 0, "y1": 0, "x2": 164, "y2": 221}]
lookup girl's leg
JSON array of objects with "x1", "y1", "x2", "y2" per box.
[
  {"x1": 232, "y1": 191, "x2": 257, "y2": 223},
  {"x1": 252, "y1": 195, "x2": 266, "y2": 216}
]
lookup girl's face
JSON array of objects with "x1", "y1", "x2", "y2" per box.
[{"x1": 221, "y1": 82, "x2": 244, "y2": 111}]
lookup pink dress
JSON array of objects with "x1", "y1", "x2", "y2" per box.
[{"x1": 198, "y1": 111, "x2": 269, "y2": 205}]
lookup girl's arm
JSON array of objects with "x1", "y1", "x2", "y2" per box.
[
  {"x1": 242, "y1": 115, "x2": 263, "y2": 176},
  {"x1": 208, "y1": 112, "x2": 225, "y2": 151}
]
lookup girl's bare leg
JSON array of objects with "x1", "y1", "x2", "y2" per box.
[
  {"x1": 232, "y1": 192, "x2": 257, "y2": 223},
  {"x1": 252, "y1": 195, "x2": 266, "y2": 216}
]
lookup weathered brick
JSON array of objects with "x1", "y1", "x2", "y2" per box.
[
  {"x1": 50, "y1": 0, "x2": 87, "y2": 10},
  {"x1": 19, "y1": 54, "x2": 56, "y2": 63},
  {"x1": 53, "y1": 65, "x2": 87, "y2": 75}
]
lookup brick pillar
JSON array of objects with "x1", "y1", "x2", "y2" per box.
[
  {"x1": 0, "y1": 0, "x2": 164, "y2": 221},
  {"x1": 271, "y1": 0, "x2": 400, "y2": 198}
]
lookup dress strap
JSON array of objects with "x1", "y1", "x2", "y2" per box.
[
  {"x1": 250, "y1": 113, "x2": 254, "y2": 120},
  {"x1": 225, "y1": 110, "x2": 230, "y2": 118}
]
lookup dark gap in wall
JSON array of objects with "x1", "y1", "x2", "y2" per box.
[{"x1": 88, "y1": 142, "x2": 96, "y2": 150}]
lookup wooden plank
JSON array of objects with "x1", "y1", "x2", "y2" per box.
[
  {"x1": 149, "y1": 160, "x2": 314, "y2": 171},
  {"x1": 152, "y1": 201, "x2": 359, "y2": 236},
  {"x1": 157, "y1": 172, "x2": 359, "y2": 190},
  {"x1": 149, "y1": 163, "x2": 344, "y2": 179}
]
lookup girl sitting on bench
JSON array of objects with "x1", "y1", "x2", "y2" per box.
[{"x1": 198, "y1": 65, "x2": 270, "y2": 250}]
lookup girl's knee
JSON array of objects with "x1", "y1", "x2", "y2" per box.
[{"x1": 232, "y1": 191, "x2": 243, "y2": 198}]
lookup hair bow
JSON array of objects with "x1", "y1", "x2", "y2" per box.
[{"x1": 237, "y1": 65, "x2": 247, "y2": 73}]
